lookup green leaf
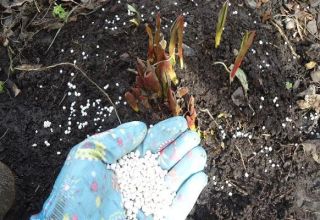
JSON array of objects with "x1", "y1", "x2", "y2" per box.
[
  {"x1": 127, "y1": 4, "x2": 141, "y2": 26},
  {"x1": 230, "y1": 64, "x2": 248, "y2": 96},
  {"x1": 169, "y1": 15, "x2": 184, "y2": 69},
  {"x1": 285, "y1": 81, "x2": 293, "y2": 90},
  {"x1": 0, "y1": 81, "x2": 4, "y2": 93},
  {"x1": 215, "y1": 1, "x2": 229, "y2": 48},
  {"x1": 127, "y1": 4, "x2": 140, "y2": 16},
  {"x1": 53, "y1": 4, "x2": 68, "y2": 21}
]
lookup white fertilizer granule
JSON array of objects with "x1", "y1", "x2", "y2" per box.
[{"x1": 108, "y1": 150, "x2": 175, "y2": 220}]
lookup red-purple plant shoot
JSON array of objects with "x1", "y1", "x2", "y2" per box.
[
  {"x1": 186, "y1": 96, "x2": 197, "y2": 130},
  {"x1": 142, "y1": 62, "x2": 162, "y2": 96},
  {"x1": 167, "y1": 88, "x2": 181, "y2": 116},
  {"x1": 230, "y1": 31, "x2": 256, "y2": 81},
  {"x1": 125, "y1": 92, "x2": 139, "y2": 112}
]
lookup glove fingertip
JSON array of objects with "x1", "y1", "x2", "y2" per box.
[{"x1": 167, "y1": 172, "x2": 208, "y2": 220}]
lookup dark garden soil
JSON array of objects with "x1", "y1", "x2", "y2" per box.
[{"x1": 0, "y1": 0, "x2": 320, "y2": 219}]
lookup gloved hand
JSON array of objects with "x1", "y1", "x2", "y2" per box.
[{"x1": 31, "y1": 116, "x2": 208, "y2": 220}]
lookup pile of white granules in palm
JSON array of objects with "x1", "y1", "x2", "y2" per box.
[{"x1": 108, "y1": 150, "x2": 175, "y2": 220}]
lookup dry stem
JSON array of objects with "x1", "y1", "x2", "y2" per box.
[
  {"x1": 235, "y1": 145, "x2": 247, "y2": 170},
  {"x1": 270, "y1": 20, "x2": 300, "y2": 58}
]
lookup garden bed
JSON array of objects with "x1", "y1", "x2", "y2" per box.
[{"x1": 0, "y1": 0, "x2": 319, "y2": 219}]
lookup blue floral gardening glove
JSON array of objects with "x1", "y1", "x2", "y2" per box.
[{"x1": 31, "y1": 116, "x2": 208, "y2": 220}]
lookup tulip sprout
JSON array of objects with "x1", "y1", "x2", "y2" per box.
[{"x1": 215, "y1": 1, "x2": 229, "y2": 48}]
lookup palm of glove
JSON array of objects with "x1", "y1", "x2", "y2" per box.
[{"x1": 31, "y1": 117, "x2": 207, "y2": 220}]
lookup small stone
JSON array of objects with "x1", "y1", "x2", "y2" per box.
[
  {"x1": 182, "y1": 44, "x2": 195, "y2": 57},
  {"x1": 120, "y1": 53, "x2": 130, "y2": 61},
  {"x1": 231, "y1": 87, "x2": 246, "y2": 106},
  {"x1": 307, "y1": 19, "x2": 318, "y2": 35}
]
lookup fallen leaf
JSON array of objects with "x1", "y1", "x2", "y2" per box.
[
  {"x1": 261, "y1": 10, "x2": 272, "y2": 23},
  {"x1": 311, "y1": 71, "x2": 320, "y2": 82},
  {"x1": 5, "y1": 79, "x2": 21, "y2": 97},
  {"x1": 176, "y1": 87, "x2": 189, "y2": 98},
  {"x1": 306, "y1": 19, "x2": 318, "y2": 35},
  {"x1": 305, "y1": 61, "x2": 317, "y2": 70},
  {"x1": 301, "y1": 140, "x2": 320, "y2": 164},
  {"x1": 297, "y1": 94, "x2": 320, "y2": 113},
  {"x1": 297, "y1": 85, "x2": 316, "y2": 97},
  {"x1": 230, "y1": 64, "x2": 249, "y2": 96},
  {"x1": 0, "y1": 0, "x2": 32, "y2": 9}
]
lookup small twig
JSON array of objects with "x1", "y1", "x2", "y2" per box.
[
  {"x1": 228, "y1": 180, "x2": 249, "y2": 196},
  {"x1": 235, "y1": 145, "x2": 247, "y2": 170},
  {"x1": 34, "y1": 184, "x2": 40, "y2": 193},
  {"x1": 15, "y1": 62, "x2": 122, "y2": 124},
  {"x1": 59, "y1": 93, "x2": 67, "y2": 106},
  {"x1": 46, "y1": 28, "x2": 62, "y2": 54},
  {"x1": 270, "y1": 20, "x2": 300, "y2": 58},
  {"x1": 274, "y1": 188, "x2": 294, "y2": 200},
  {"x1": 0, "y1": 129, "x2": 9, "y2": 141},
  {"x1": 7, "y1": 46, "x2": 14, "y2": 75},
  {"x1": 294, "y1": 18, "x2": 304, "y2": 41},
  {"x1": 247, "y1": 102, "x2": 255, "y2": 116},
  {"x1": 41, "y1": 2, "x2": 53, "y2": 20},
  {"x1": 33, "y1": 0, "x2": 40, "y2": 13},
  {"x1": 199, "y1": 108, "x2": 219, "y2": 127},
  {"x1": 45, "y1": 6, "x2": 78, "y2": 53},
  {"x1": 305, "y1": 27, "x2": 320, "y2": 41},
  {"x1": 81, "y1": 5, "x2": 103, "y2": 16}
]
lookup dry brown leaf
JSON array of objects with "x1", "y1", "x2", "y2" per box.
[
  {"x1": 0, "y1": 0, "x2": 32, "y2": 9},
  {"x1": 261, "y1": 10, "x2": 272, "y2": 23},
  {"x1": 256, "y1": 0, "x2": 270, "y2": 8},
  {"x1": 297, "y1": 94, "x2": 320, "y2": 113},
  {"x1": 176, "y1": 87, "x2": 189, "y2": 98},
  {"x1": 305, "y1": 61, "x2": 317, "y2": 70},
  {"x1": 297, "y1": 85, "x2": 316, "y2": 97},
  {"x1": 301, "y1": 140, "x2": 320, "y2": 164}
]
